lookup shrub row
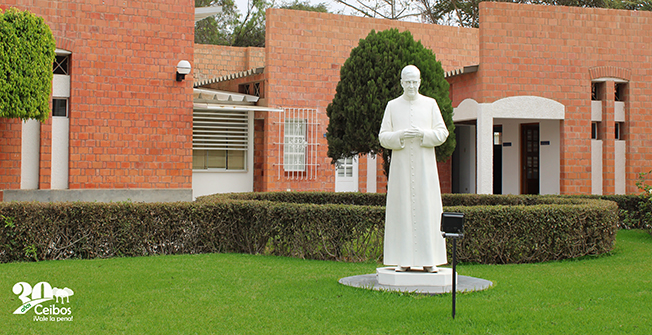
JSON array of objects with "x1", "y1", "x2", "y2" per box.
[
  {"x1": 0, "y1": 193, "x2": 621, "y2": 264},
  {"x1": 0, "y1": 199, "x2": 384, "y2": 263}
]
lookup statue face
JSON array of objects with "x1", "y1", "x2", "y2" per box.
[{"x1": 401, "y1": 71, "x2": 421, "y2": 99}]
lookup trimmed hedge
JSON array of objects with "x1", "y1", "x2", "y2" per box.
[
  {"x1": 202, "y1": 193, "x2": 620, "y2": 264},
  {"x1": 1, "y1": 193, "x2": 621, "y2": 264}
]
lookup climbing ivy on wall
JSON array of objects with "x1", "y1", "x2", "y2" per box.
[{"x1": 0, "y1": 7, "x2": 56, "y2": 122}]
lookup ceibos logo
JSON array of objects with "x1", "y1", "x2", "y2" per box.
[{"x1": 12, "y1": 281, "x2": 74, "y2": 321}]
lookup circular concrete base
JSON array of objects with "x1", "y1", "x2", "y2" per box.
[{"x1": 339, "y1": 270, "x2": 493, "y2": 295}]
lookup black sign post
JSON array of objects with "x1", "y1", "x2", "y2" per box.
[{"x1": 441, "y1": 212, "x2": 465, "y2": 320}]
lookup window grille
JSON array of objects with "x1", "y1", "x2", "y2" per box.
[
  {"x1": 193, "y1": 110, "x2": 248, "y2": 170},
  {"x1": 276, "y1": 108, "x2": 319, "y2": 180},
  {"x1": 53, "y1": 55, "x2": 69, "y2": 75}
]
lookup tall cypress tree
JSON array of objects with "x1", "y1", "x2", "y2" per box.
[
  {"x1": 326, "y1": 28, "x2": 455, "y2": 177},
  {"x1": 0, "y1": 8, "x2": 55, "y2": 122}
]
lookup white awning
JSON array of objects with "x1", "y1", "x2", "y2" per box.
[
  {"x1": 194, "y1": 67, "x2": 264, "y2": 88},
  {"x1": 193, "y1": 103, "x2": 283, "y2": 113},
  {"x1": 194, "y1": 88, "x2": 259, "y2": 105},
  {"x1": 195, "y1": 6, "x2": 222, "y2": 22}
]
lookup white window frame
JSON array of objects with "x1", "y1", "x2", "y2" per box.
[{"x1": 284, "y1": 118, "x2": 307, "y2": 172}]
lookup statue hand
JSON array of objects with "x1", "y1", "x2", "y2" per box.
[{"x1": 403, "y1": 127, "x2": 423, "y2": 139}]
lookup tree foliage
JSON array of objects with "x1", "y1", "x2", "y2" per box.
[
  {"x1": 195, "y1": 0, "x2": 328, "y2": 47},
  {"x1": 195, "y1": 0, "x2": 267, "y2": 47},
  {"x1": 0, "y1": 8, "x2": 55, "y2": 122},
  {"x1": 334, "y1": 0, "x2": 421, "y2": 20},
  {"x1": 416, "y1": 0, "x2": 652, "y2": 28},
  {"x1": 280, "y1": 0, "x2": 329, "y2": 12},
  {"x1": 326, "y1": 29, "x2": 455, "y2": 177},
  {"x1": 195, "y1": 0, "x2": 241, "y2": 45}
]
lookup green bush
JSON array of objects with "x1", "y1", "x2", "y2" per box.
[
  {"x1": 201, "y1": 193, "x2": 620, "y2": 264},
  {"x1": 626, "y1": 170, "x2": 652, "y2": 236},
  {"x1": 0, "y1": 7, "x2": 56, "y2": 122},
  {"x1": 0, "y1": 193, "x2": 621, "y2": 264}
]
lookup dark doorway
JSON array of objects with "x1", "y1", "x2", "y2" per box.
[
  {"x1": 493, "y1": 125, "x2": 503, "y2": 194},
  {"x1": 521, "y1": 124, "x2": 540, "y2": 194}
]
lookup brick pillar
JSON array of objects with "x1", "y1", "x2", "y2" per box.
[
  {"x1": 38, "y1": 118, "x2": 52, "y2": 190},
  {"x1": 601, "y1": 80, "x2": 615, "y2": 194},
  {"x1": 253, "y1": 117, "x2": 265, "y2": 192}
]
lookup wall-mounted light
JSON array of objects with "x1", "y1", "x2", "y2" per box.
[{"x1": 176, "y1": 60, "x2": 191, "y2": 81}]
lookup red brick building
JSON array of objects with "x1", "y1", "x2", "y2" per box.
[
  {"x1": 196, "y1": 3, "x2": 650, "y2": 197},
  {"x1": 1, "y1": 0, "x2": 195, "y2": 201},
  {"x1": 2, "y1": 2, "x2": 650, "y2": 201}
]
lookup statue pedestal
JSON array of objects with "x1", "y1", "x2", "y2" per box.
[
  {"x1": 339, "y1": 269, "x2": 492, "y2": 294},
  {"x1": 376, "y1": 267, "x2": 454, "y2": 287}
]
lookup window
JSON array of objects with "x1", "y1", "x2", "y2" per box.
[
  {"x1": 337, "y1": 157, "x2": 355, "y2": 177},
  {"x1": 591, "y1": 122, "x2": 600, "y2": 140},
  {"x1": 277, "y1": 108, "x2": 318, "y2": 180},
  {"x1": 591, "y1": 82, "x2": 604, "y2": 101},
  {"x1": 284, "y1": 119, "x2": 307, "y2": 172},
  {"x1": 53, "y1": 55, "x2": 69, "y2": 75},
  {"x1": 52, "y1": 99, "x2": 68, "y2": 117},
  {"x1": 615, "y1": 122, "x2": 624, "y2": 140},
  {"x1": 192, "y1": 110, "x2": 248, "y2": 170},
  {"x1": 192, "y1": 150, "x2": 245, "y2": 170},
  {"x1": 615, "y1": 83, "x2": 625, "y2": 102},
  {"x1": 238, "y1": 82, "x2": 263, "y2": 97}
]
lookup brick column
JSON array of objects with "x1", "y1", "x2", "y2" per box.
[{"x1": 601, "y1": 80, "x2": 615, "y2": 194}]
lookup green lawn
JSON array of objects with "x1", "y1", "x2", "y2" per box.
[{"x1": 1, "y1": 230, "x2": 650, "y2": 334}]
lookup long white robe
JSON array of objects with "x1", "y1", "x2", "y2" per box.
[{"x1": 378, "y1": 94, "x2": 449, "y2": 267}]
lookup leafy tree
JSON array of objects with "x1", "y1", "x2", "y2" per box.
[
  {"x1": 280, "y1": 0, "x2": 329, "y2": 12},
  {"x1": 195, "y1": 0, "x2": 241, "y2": 45},
  {"x1": 334, "y1": 0, "x2": 421, "y2": 20},
  {"x1": 0, "y1": 7, "x2": 56, "y2": 122},
  {"x1": 326, "y1": 29, "x2": 455, "y2": 177},
  {"x1": 417, "y1": 0, "x2": 652, "y2": 28},
  {"x1": 195, "y1": 0, "x2": 328, "y2": 47},
  {"x1": 230, "y1": 0, "x2": 269, "y2": 47}
]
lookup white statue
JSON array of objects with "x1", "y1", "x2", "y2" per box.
[{"x1": 378, "y1": 65, "x2": 449, "y2": 273}]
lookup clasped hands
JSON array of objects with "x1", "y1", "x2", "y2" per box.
[{"x1": 399, "y1": 127, "x2": 424, "y2": 140}]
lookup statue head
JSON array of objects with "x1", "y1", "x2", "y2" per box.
[{"x1": 400, "y1": 65, "x2": 421, "y2": 100}]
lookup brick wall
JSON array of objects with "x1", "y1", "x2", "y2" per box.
[
  {"x1": 194, "y1": 44, "x2": 265, "y2": 84},
  {"x1": 478, "y1": 2, "x2": 652, "y2": 194},
  {"x1": 0, "y1": 0, "x2": 195, "y2": 191},
  {"x1": 0, "y1": 119, "x2": 21, "y2": 190},
  {"x1": 262, "y1": 9, "x2": 479, "y2": 192}
]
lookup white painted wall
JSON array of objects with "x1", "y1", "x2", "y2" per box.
[
  {"x1": 192, "y1": 112, "x2": 254, "y2": 199},
  {"x1": 193, "y1": 170, "x2": 253, "y2": 198},
  {"x1": 51, "y1": 72, "x2": 71, "y2": 190},
  {"x1": 498, "y1": 119, "x2": 560, "y2": 195},
  {"x1": 452, "y1": 96, "x2": 565, "y2": 196},
  {"x1": 52, "y1": 75, "x2": 70, "y2": 97},
  {"x1": 615, "y1": 140, "x2": 626, "y2": 194},
  {"x1": 476, "y1": 105, "x2": 494, "y2": 194},
  {"x1": 456, "y1": 125, "x2": 476, "y2": 193},
  {"x1": 366, "y1": 155, "x2": 377, "y2": 193},
  {"x1": 591, "y1": 140, "x2": 603, "y2": 195},
  {"x1": 51, "y1": 117, "x2": 70, "y2": 189},
  {"x1": 20, "y1": 120, "x2": 40, "y2": 189},
  {"x1": 539, "y1": 120, "x2": 560, "y2": 195},
  {"x1": 500, "y1": 119, "x2": 521, "y2": 195},
  {"x1": 614, "y1": 102, "x2": 625, "y2": 122},
  {"x1": 591, "y1": 101, "x2": 602, "y2": 121}
]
